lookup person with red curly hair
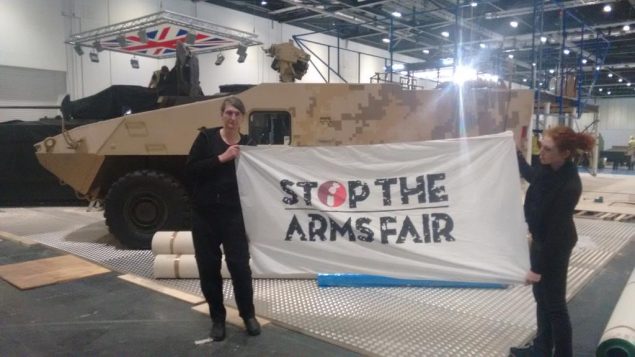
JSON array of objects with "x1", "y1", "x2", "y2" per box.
[{"x1": 510, "y1": 126, "x2": 595, "y2": 357}]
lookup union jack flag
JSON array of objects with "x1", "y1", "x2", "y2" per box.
[{"x1": 101, "y1": 25, "x2": 236, "y2": 57}]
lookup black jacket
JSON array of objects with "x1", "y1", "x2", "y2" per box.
[
  {"x1": 186, "y1": 127, "x2": 256, "y2": 209},
  {"x1": 517, "y1": 153, "x2": 581, "y2": 274}
]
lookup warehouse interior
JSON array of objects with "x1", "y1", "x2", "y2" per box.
[{"x1": 1, "y1": 1, "x2": 634, "y2": 356}]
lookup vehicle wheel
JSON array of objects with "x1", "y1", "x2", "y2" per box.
[{"x1": 104, "y1": 170, "x2": 191, "y2": 249}]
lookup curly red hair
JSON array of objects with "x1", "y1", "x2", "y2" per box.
[{"x1": 544, "y1": 126, "x2": 595, "y2": 158}]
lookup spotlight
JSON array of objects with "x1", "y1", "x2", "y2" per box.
[
  {"x1": 215, "y1": 53, "x2": 225, "y2": 66},
  {"x1": 137, "y1": 29, "x2": 148, "y2": 43},
  {"x1": 89, "y1": 51, "x2": 99, "y2": 63},
  {"x1": 130, "y1": 57, "x2": 139, "y2": 69},
  {"x1": 185, "y1": 32, "x2": 196, "y2": 44},
  {"x1": 563, "y1": 48, "x2": 570, "y2": 55},
  {"x1": 441, "y1": 31, "x2": 450, "y2": 38},
  {"x1": 582, "y1": 58, "x2": 588, "y2": 64},
  {"x1": 93, "y1": 41, "x2": 103, "y2": 52},
  {"x1": 540, "y1": 36, "x2": 547, "y2": 43},
  {"x1": 236, "y1": 44, "x2": 247, "y2": 63},
  {"x1": 510, "y1": 21, "x2": 518, "y2": 28},
  {"x1": 603, "y1": 4, "x2": 611, "y2": 12},
  {"x1": 117, "y1": 35, "x2": 128, "y2": 48},
  {"x1": 73, "y1": 43, "x2": 84, "y2": 56}
]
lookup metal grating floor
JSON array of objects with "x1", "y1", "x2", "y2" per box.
[{"x1": 1, "y1": 207, "x2": 633, "y2": 356}]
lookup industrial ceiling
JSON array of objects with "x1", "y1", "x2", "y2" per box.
[{"x1": 204, "y1": 0, "x2": 635, "y2": 98}]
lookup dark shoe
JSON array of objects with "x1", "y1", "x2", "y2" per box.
[
  {"x1": 509, "y1": 344, "x2": 534, "y2": 357},
  {"x1": 243, "y1": 317, "x2": 261, "y2": 336},
  {"x1": 210, "y1": 321, "x2": 226, "y2": 341}
]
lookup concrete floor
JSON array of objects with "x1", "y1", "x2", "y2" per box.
[
  {"x1": 0, "y1": 229, "x2": 632, "y2": 356},
  {"x1": 0, "y1": 238, "x2": 361, "y2": 357},
  {"x1": 0, "y1": 172, "x2": 633, "y2": 356}
]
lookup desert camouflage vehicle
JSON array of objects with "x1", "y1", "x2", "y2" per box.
[{"x1": 35, "y1": 83, "x2": 534, "y2": 249}]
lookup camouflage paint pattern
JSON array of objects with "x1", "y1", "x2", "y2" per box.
[{"x1": 35, "y1": 83, "x2": 533, "y2": 199}]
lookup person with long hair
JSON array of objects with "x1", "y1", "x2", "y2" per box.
[
  {"x1": 186, "y1": 96, "x2": 260, "y2": 341},
  {"x1": 510, "y1": 126, "x2": 595, "y2": 357}
]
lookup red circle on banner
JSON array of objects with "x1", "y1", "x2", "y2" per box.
[{"x1": 317, "y1": 181, "x2": 347, "y2": 207}]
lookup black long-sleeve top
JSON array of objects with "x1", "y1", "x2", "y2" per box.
[
  {"x1": 517, "y1": 152, "x2": 581, "y2": 274},
  {"x1": 186, "y1": 127, "x2": 255, "y2": 209}
]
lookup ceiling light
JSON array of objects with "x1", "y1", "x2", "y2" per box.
[
  {"x1": 261, "y1": 0, "x2": 267, "y2": 5},
  {"x1": 563, "y1": 48, "x2": 570, "y2": 55},
  {"x1": 596, "y1": 65, "x2": 601, "y2": 71},
  {"x1": 93, "y1": 41, "x2": 103, "y2": 52},
  {"x1": 471, "y1": 2, "x2": 477, "y2": 7},
  {"x1": 510, "y1": 21, "x2": 518, "y2": 28},
  {"x1": 215, "y1": 53, "x2": 225, "y2": 65},
  {"x1": 628, "y1": 82, "x2": 632, "y2": 86},
  {"x1": 479, "y1": 43, "x2": 486, "y2": 48},
  {"x1": 441, "y1": 57, "x2": 454, "y2": 66},
  {"x1": 582, "y1": 58, "x2": 588, "y2": 64},
  {"x1": 599, "y1": 88, "x2": 603, "y2": 92},
  {"x1": 392, "y1": 63, "x2": 405, "y2": 71},
  {"x1": 607, "y1": 91, "x2": 611, "y2": 95},
  {"x1": 603, "y1": 4, "x2": 611, "y2": 12},
  {"x1": 508, "y1": 54, "x2": 514, "y2": 59},
  {"x1": 618, "y1": 78, "x2": 623, "y2": 82},
  {"x1": 382, "y1": 38, "x2": 390, "y2": 43},
  {"x1": 532, "y1": 62, "x2": 536, "y2": 67},
  {"x1": 608, "y1": 73, "x2": 613, "y2": 78},
  {"x1": 549, "y1": 69, "x2": 555, "y2": 74},
  {"x1": 130, "y1": 57, "x2": 139, "y2": 69},
  {"x1": 422, "y1": 49, "x2": 430, "y2": 54},
  {"x1": 540, "y1": 36, "x2": 547, "y2": 43},
  {"x1": 236, "y1": 44, "x2": 248, "y2": 63},
  {"x1": 391, "y1": 11, "x2": 402, "y2": 17},
  {"x1": 73, "y1": 43, "x2": 84, "y2": 56},
  {"x1": 624, "y1": 25, "x2": 631, "y2": 31},
  {"x1": 522, "y1": 78, "x2": 527, "y2": 82},
  {"x1": 441, "y1": 31, "x2": 450, "y2": 38},
  {"x1": 89, "y1": 51, "x2": 99, "y2": 63},
  {"x1": 539, "y1": 82, "x2": 543, "y2": 86},
  {"x1": 452, "y1": 65, "x2": 477, "y2": 85}
]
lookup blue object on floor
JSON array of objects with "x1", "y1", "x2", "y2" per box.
[{"x1": 316, "y1": 274, "x2": 508, "y2": 289}]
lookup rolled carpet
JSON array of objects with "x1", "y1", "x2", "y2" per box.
[{"x1": 596, "y1": 268, "x2": 635, "y2": 357}]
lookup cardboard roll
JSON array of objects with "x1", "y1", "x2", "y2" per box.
[
  {"x1": 153, "y1": 254, "x2": 230, "y2": 279},
  {"x1": 151, "y1": 231, "x2": 194, "y2": 255}
]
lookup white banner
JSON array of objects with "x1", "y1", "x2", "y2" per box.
[{"x1": 237, "y1": 131, "x2": 529, "y2": 284}]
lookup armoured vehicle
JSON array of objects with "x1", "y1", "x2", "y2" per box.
[{"x1": 35, "y1": 83, "x2": 534, "y2": 249}]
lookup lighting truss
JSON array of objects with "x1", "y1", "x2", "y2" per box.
[{"x1": 65, "y1": 10, "x2": 262, "y2": 59}]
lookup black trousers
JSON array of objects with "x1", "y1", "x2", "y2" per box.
[
  {"x1": 191, "y1": 206, "x2": 255, "y2": 323},
  {"x1": 531, "y1": 243, "x2": 573, "y2": 357}
]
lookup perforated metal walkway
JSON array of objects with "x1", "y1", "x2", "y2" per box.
[{"x1": 1, "y1": 207, "x2": 633, "y2": 356}]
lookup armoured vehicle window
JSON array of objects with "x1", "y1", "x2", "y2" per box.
[{"x1": 249, "y1": 112, "x2": 291, "y2": 145}]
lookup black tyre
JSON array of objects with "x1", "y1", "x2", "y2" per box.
[{"x1": 104, "y1": 170, "x2": 191, "y2": 249}]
